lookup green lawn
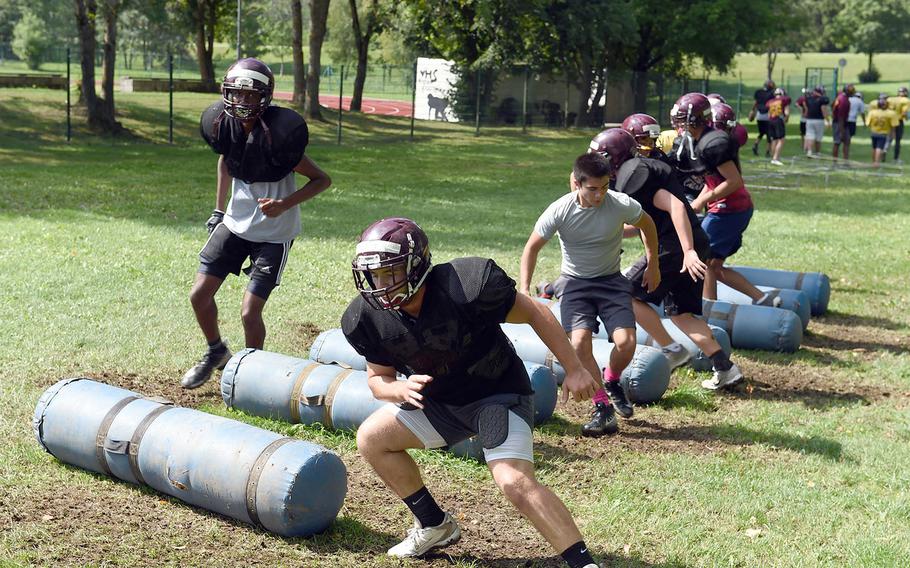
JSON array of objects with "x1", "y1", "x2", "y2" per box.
[{"x1": 1, "y1": 88, "x2": 908, "y2": 567}]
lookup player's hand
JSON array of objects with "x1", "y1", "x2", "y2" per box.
[
  {"x1": 258, "y1": 198, "x2": 288, "y2": 217},
  {"x1": 561, "y1": 368, "x2": 599, "y2": 403},
  {"x1": 398, "y1": 374, "x2": 433, "y2": 409},
  {"x1": 642, "y1": 262, "x2": 661, "y2": 293},
  {"x1": 680, "y1": 249, "x2": 707, "y2": 281},
  {"x1": 206, "y1": 209, "x2": 224, "y2": 234},
  {"x1": 519, "y1": 288, "x2": 533, "y2": 297}
]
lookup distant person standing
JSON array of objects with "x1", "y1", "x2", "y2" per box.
[
  {"x1": 847, "y1": 89, "x2": 866, "y2": 146},
  {"x1": 803, "y1": 86, "x2": 830, "y2": 157},
  {"x1": 867, "y1": 95, "x2": 900, "y2": 168},
  {"x1": 795, "y1": 89, "x2": 808, "y2": 148},
  {"x1": 886, "y1": 86, "x2": 910, "y2": 163},
  {"x1": 749, "y1": 80, "x2": 776, "y2": 157},
  {"x1": 831, "y1": 85, "x2": 852, "y2": 161},
  {"x1": 766, "y1": 87, "x2": 791, "y2": 166}
]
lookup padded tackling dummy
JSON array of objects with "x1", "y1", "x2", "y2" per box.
[
  {"x1": 34, "y1": 378, "x2": 346, "y2": 537},
  {"x1": 501, "y1": 323, "x2": 671, "y2": 404},
  {"x1": 221, "y1": 348, "x2": 389, "y2": 431},
  {"x1": 716, "y1": 282, "x2": 811, "y2": 331},
  {"x1": 633, "y1": 319, "x2": 732, "y2": 372},
  {"x1": 308, "y1": 329, "x2": 558, "y2": 426},
  {"x1": 728, "y1": 265, "x2": 831, "y2": 316},
  {"x1": 701, "y1": 299, "x2": 802, "y2": 352}
]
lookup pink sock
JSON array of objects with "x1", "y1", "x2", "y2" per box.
[
  {"x1": 603, "y1": 367, "x2": 621, "y2": 384},
  {"x1": 592, "y1": 388, "x2": 610, "y2": 405}
]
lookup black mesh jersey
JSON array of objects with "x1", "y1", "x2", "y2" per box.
[
  {"x1": 696, "y1": 128, "x2": 741, "y2": 175},
  {"x1": 341, "y1": 257, "x2": 532, "y2": 405},
  {"x1": 613, "y1": 157, "x2": 707, "y2": 254}
]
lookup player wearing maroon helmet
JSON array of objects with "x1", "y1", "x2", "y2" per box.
[
  {"x1": 766, "y1": 88, "x2": 791, "y2": 165},
  {"x1": 182, "y1": 58, "x2": 332, "y2": 389},
  {"x1": 345, "y1": 218, "x2": 601, "y2": 567}
]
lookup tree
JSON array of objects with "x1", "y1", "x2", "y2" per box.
[
  {"x1": 73, "y1": 0, "x2": 123, "y2": 133},
  {"x1": 11, "y1": 10, "x2": 50, "y2": 70},
  {"x1": 748, "y1": 1, "x2": 815, "y2": 81},
  {"x1": 347, "y1": 0, "x2": 384, "y2": 111},
  {"x1": 306, "y1": 0, "x2": 330, "y2": 120},
  {"x1": 181, "y1": 0, "x2": 230, "y2": 91},
  {"x1": 291, "y1": 0, "x2": 306, "y2": 106},
  {"x1": 835, "y1": 0, "x2": 910, "y2": 78}
]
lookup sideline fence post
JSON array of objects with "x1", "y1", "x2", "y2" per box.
[
  {"x1": 737, "y1": 72, "x2": 743, "y2": 117},
  {"x1": 168, "y1": 53, "x2": 174, "y2": 144},
  {"x1": 522, "y1": 66, "x2": 528, "y2": 133},
  {"x1": 564, "y1": 78, "x2": 570, "y2": 128},
  {"x1": 66, "y1": 47, "x2": 71, "y2": 142},
  {"x1": 474, "y1": 68, "x2": 481, "y2": 136},
  {"x1": 337, "y1": 65, "x2": 344, "y2": 145},
  {"x1": 410, "y1": 61, "x2": 417, "y2": 140}
]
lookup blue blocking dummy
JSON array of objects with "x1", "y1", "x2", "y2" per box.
[
  {"x1": 500, "y1": 323, "x2": 671, "y2": 405},
  {"x1": 34, "y1": 378, "x2": 346, "y2": 537},
  {"x1": 222, "y1": 348, "x2": 389, "y2": 431},
  {"x1": 307, "y1": 329, "x2": 558, "y2": 426},
  {"x1": 702, "y1": 299, "x2": 802, "y2": 352},
  {"x1": 728, "y1": 265, "x2": 830, "y2": 316},
  {"x1": 633, "y1": 319, "x2": 732, "y2": 372},
  {"x1": 715, "y1": 283, "x2": 811, "y2": 331}
]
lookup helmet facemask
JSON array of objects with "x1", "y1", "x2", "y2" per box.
[
  {"x1": 352, "y1": 234, "x2": 432, "y2": 310},
  {"x1": 221, "y1": 62, "x2": 274, "y2": 120}
]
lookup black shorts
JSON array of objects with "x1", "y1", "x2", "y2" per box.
[
  {"x1": 757, "y1": 119, "x2": 769, "y2": 136},
  {"x1": 625, "y1": 239, "x2": 710, "y2": 316},
  {"x1": 799, "y1": 121, "x2": 806, "y2": 136},
  {"x1": 847, "y1": 122, "x2": 857, "y2": 137},
  {"x1": 769, "y1": 118, "x2": 786, "y2": 140},
  {"x1": 198, "y1": 223, "x2": 293, "y2": 300},
  {"x1": 559, "y1": 272, "x2": 635, "y2": 338}
]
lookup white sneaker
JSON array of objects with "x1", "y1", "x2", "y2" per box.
[
  {"x1": 387, "y1": 512, "x2": 461, "y2": 557},
  {"x1": 770, "y1": 159, "x2": 784, "y2": 166},
  {"x1": 753, "y1": 292, "x2": 783, "y2": 308},
  {"x1": 701, "y1": 363, "x2": 744, "y2": 390},
  {"x1": 661, "y1": 345, "x2": 692, "y2": 370}
]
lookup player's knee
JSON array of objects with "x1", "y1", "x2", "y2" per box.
[
  {"x1": 494, "y1": 469, "x2": 536, "y2": 507},
  {"x1": 614, "y1": 332, "x2": 636, "y2": 354},
  {"x1": 241, "y1": 304, "x2": 264, "y2": 327},
  {"x1": 189, "y1": 286, "x2": 212, "y2": 309},
  {"x1": 356, "y1": 416, "x2": 383, "y2": 456},
  {"x1": 569, "y1": 335, "x2": 592, "y2": 358}
]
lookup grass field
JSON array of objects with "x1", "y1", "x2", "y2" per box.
[{"x1": 1, "y1": 87, "x2": 909, "y2": 567}]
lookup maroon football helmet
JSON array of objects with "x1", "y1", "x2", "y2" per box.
[
  {"x1": 352, "y1": 218, "x2": 432, "y2": 310},
  {"x1": 711, "y1": 103, "x2": 737, "y2": 133},
  {"x1": 222, "y1": 58, "x2": 275, "y2": 120},
  {"x1": 588, "y1": 128, "x2": 637, "y2": 172},
  {"x1": 706, "y1": 93, "x2": 727, "y2": 106},
  {"x1": 621, "y1": 113, "x2": 661, "y2": 142},
  {"x1": 670, "y1": 92, "x2": 712, "y2": 130}
]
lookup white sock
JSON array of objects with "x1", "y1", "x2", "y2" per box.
[{"x1": 662, "y1": 342, "x2": 684, "y2": 353}]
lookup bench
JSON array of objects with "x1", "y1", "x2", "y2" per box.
[
  {"x1": 0, "y1": 73, "x2": 68, "y2": 89},
  {"x1": 120, "y1": 76, "x2": 216, "y2": 93}
]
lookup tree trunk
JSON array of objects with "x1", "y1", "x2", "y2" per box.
[
  {"x1": 766, "y1": 48, "x2": 777, "y2": 82},
  {"x1": 291, "y1": 0, "x2": 306, "y2": 106},
  {"x1": 348, "y1": 0, "x2": 377, "y2": 112},
  {"x1": 190, "y1": 0, "x2": 217, "y2": 91},
  {"x1": 73, "y1": 0, "x2": 122, "y2": 133},
  {"x1": 586, "y1": 65, "x2": 606, "y2": 127},
  {"x1": 867, "y1": 51, "x2": 873, "y2": 73},
  {"x1": 306, "y1": 0, "x2": 330, "y2": 120},
  {"x1": 100, "y1": 1, "x2": 119, "y2": 122},
  {"x1": 574, "y1": 53, "x2": 594, "y2": 126},
  {"x1": 632, "y1": 68, "x2": 649, "y2": 113}
]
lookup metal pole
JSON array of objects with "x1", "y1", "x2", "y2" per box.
[
  {"x1": 564, "y1": 78, "x2": 570, "y2": 128},
  {"x1": 522, "y1": 66, "x2": 528, "y2": 133},
  {"x1": 737, "y1": 72, "x2": 743, "y2": 118},
  {"x1": 66, "y1": 47, "x2": 71, "y2": 142},
  {"x1": 236, "y1": 0, "x2": 242, "y2": 59},
  {"x1": 474, "y1": 68, "x2": 481, "y2": 136},
  {"x1": 337, "y1": 65, "x2": 344, "y2": 145},
  {"x1": 169, "y1": 53, "x2": 174, "y2": 144},
  {"x1": 410, "y1": 61, "x2": 417, "y2": 140}
]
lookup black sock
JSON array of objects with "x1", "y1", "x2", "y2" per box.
[
  {"x1": 207, "y1": 338, "x2": 225, "y2": 351},
  {"x1": 402, "y1": 486, "x2": 445, "y2": 528},
  {"x1": 561, "y1": 540, "x2": 595, "y2": 568},
  {"x1": 709, "y1": 349, "x2": 733, "y2": 372}
]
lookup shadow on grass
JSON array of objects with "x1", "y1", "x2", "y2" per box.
[
  {"x1": 432, "y1": 551, "x2": 690, "y2": 567},
  {"x1": 730, "y1": 378, "x2": 873, "y2": 411},
  {"x1": 622, "y1": 419, "x2": 849, "y2": 462}
]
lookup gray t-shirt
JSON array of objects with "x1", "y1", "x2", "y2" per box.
[
  {"x1": 534, "y1": 190, "x2": 643, "y2": 278},
  {"x1": 223, "y1": 171, "x2": 301, "y2": 243}
]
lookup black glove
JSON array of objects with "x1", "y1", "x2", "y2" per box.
[{"x1": 206, "y1": 209, "x2": 224, "y2": 234}]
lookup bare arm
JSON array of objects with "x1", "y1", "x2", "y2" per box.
[
  {"x1": 258, "y1": 155, "x2": 333, "y2": 217},
  {"x1": 690, "y1": 160, "x2": 743, "y2": 211},
  {"x1": 653, "y1": 189, "x2": 706, "y2": 280},
  {"x1": 629, "y1": 211, "x2": 661, "y2": 292},
  {"x1": 505, "y1": 293, "x2": 598, "y2": 402},
  {"x1": 366, "y1": 361, "x2": 431, "y2": 409},
  {"x1": 215, "y1": 155, "x2": 231, "y2": 211},
  {"x1": 519, "y1": 232, "x2": 548, "y2": 296}
]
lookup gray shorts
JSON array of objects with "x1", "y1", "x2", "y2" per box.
[
  {"x1": 805, "y1": 119, "x2": 825, "y2": 142},
  {"x1": 393, "y1": 393, "x2": 535, "y2": 463}
]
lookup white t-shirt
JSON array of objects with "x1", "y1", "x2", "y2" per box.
[
  {"x1": 534, "y1": 190, "x2": 643, "y2": 278},
  {"x1": 223, "y1": 171, "x2": 300, "y2": 243},
  {"x1": 848, "y1": 96, "x2": 866, "y2": 123}
]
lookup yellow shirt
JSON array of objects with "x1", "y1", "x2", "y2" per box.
[
  {"x1": 886, "y1": 96, "x2": 910, "y2": 119},
  {"x1": 866, "y1": 108, "x2": 900, "y2": 135},
  {"x1": 657, "y1": 129, "x2": 678, "y2": 154}
]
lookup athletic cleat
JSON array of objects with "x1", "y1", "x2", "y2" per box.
[
  {"x1": 701, "y1": 363, "x2": 744, "y2": 390},
  {"x1": 604, "y1": 380, "x2": 634, "y2": 419},
  {"x1": 581, "y1": 402, "x2": 619, "y2": 437},
  {"x1": 754, "y1": 292, "x2": 783, "y2": 308},
  {"x1": 181, "y1": 345, "x2": 231, "y2": 389},
  {"x1": 387, "y1": 512, "x2": 461, "y2": 558},
  {"x1": 770, "y1": 159, "x2": 784, "y2": 166},
  {"x1": 661, "y1": 346, "x2": 693, "y2": 370},
  {"x1": 752, "y1": 143, "x2": 759, "y2": 156}
]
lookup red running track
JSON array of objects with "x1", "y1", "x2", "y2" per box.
[{"x1": 273, "y1": 90, "x2": 413, "y2": 116}]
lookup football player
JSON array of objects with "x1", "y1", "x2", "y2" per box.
[
  {"x1": 621, "y1": 113, "x2": 669, "y2": 162},
  {"x1": 521, "y1": 149, "x2": 660, "y2": 435},
  {"x1": 672, "y1": 93, "x2": 782, "y2": 337},
  {"x1": 182, "y1": 58, "x2": 332, "y2": 389},
  {"x1": 344, "y1": 218, "x2": 601, "y2": 568},
  {"x1": 605, "y1": 128, "x2": 744, "y2": 389}
]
